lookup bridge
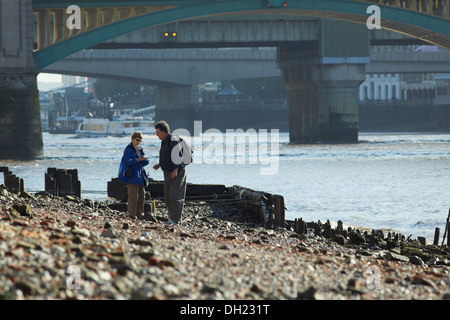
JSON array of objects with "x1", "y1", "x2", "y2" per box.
[
  {"x1": 44, "y1": 48, "x2": 280, "y2": 85},
  {"x1": 43, "y1": 48, "x2": 450, "y2": 85},
  {"x1": 2, "y1": 0, "x2": 450, "y2": 159},
  {"x1": 31, "y1": 0, "x2": 450, "y2": 68}
]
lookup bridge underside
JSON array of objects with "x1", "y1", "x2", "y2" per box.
[
  {"x1": 91, "y1": 16, "x2": 431, "y2": 51},
  {"x1": 92, "y1": 12, "x2": 449, "y2": 50}
]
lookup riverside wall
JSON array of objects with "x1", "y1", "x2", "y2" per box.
[{"x1": 359, "y1": 101, "x2": 450, "y2": 132}]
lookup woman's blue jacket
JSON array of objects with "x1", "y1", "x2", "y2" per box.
[{"x1": 118, "y1": 143, "x2": 149, "y2": 186}]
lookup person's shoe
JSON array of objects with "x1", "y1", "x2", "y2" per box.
[{"x1": 165, "y1": 219, "x2": 177, "y2": 225}]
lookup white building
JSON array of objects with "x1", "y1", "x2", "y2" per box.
[
  {"x1": 359, "y1": 74, "x2": 402, "y2": 101},
  {"x1": 359, "y1": 73, "x2": 436, "y2": 101}
]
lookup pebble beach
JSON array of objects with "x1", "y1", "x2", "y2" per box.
[{"x1": 1, "y1": 185, "x2": 449, "y2": 303}]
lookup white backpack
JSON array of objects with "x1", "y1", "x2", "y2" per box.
[{"x1": 171, "y1": 135, "x2": 193, "y2": 165}]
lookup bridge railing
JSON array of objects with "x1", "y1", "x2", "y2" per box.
[
  {"x1": 63, "y1": 48, "x2": 278, "y2": 61},
  {"x1": 370, "y1": 48, "x2": 450, "y2": 61},
  {"x1": 32, "y1": 5, "x2": 176, "y2": 52},
  {"x1": 355, "y1": 0, "x2": 450, "y2": 19},
  {"x1": 60, "y1": 47, "x2": 450, "y2": 63}
]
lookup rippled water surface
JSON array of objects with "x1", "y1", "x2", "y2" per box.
[{"x1": 1, "y1": 131, "x2": 449, "y2": 242}]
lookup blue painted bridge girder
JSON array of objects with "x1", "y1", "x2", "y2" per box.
[{"x1": 32, "y1": 0, "x2": 450, "y2": 68}]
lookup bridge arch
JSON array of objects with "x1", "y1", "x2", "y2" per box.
[{"x1": 33, "y1": 0, "x2": 450, "y2": 68}]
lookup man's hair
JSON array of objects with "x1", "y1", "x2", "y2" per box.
[{"x1": 155, "y1": 121, "x2": 170, "y2": 134}]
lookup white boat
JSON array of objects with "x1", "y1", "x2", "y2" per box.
[{"x1": 75, "y1": 115, "x2": 155, "y2": 137}]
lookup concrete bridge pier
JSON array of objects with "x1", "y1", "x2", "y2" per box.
[
  {"x1": 281, "y1": 63, "x2": 365, "y2": 143},
  {"x1": 278, "y1": 20, "x2": 368, "y2": 144},
  {"x1": 0, "y1": 0, "x2": 43, "y2": 160},
  {"x1": 155, "y1": 85, "x2": 196, "y2": 133},
  {"x1": 0, "y1": 75, "x2": 43, "y2": 160}
]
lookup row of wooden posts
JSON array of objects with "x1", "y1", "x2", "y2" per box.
[
  {"x1": 1, "y1": 166, "x2": 81, "y2": 198},
  {"x1": 0, "y1": 167, "x2": 24, "y2": 194}
]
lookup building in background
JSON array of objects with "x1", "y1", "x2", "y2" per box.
[{"x1": 359, "y1": 73, "x2": 436, "y2": 101}]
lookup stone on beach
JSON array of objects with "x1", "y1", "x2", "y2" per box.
[{"x1": 0, "y1": 185, "x2": 449, "y2": 300}]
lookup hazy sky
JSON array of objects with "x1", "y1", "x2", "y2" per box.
[{"x1": 38, "y1": 73, "x2": 62, "y2": 83}]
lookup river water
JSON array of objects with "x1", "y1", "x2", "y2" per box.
[{"x1": 1, "y1": 131, "x2": 449, "y2": 242}]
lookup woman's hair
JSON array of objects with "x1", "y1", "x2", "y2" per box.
[
  {"x1": 155, "y1": 121, "x2": 170, "y2": 134},
  {"x1": 131, "y1": 131, "x2": 143, "y2": 140}
]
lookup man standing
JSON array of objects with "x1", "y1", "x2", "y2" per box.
[{"x1": 153, "y1": 121, "x2": 187, "y2": 224}]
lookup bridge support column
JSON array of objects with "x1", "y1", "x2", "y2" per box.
[
  {"x1": 278, "y1": 20, "x2": 368, "y2": 144},
  {"x1": 0, "y1": 0, "x2": 43, "y2": 160},
  {"x1": 155, "y1": 85, "x2": 196, "y2": 133},
  {"x1": 281, "y1": 63, "x2": 365, "y2": 143}
]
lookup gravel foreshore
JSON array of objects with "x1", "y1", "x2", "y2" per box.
[{"x1": 0, "y1": 185, "x2": 449, "y2": 301}]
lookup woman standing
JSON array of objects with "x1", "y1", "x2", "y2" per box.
[{"x1": 118, "y1": 131, "x2": 149, "y2": 219}]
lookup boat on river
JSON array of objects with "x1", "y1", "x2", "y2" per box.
[
  {"x1": 50, "y1": 116, "x2": 85, "y2": 134},
  {"x1": 75, "y1": 115, "x2": 155, "y2": 137}
]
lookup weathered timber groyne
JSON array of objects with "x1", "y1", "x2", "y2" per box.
[
  {"x1": 0, "y1": 166, "x2": 81, "y2": 198},
  {"x1": 107, "y1": 178, "x2": 285, "y2": 229},
  {"x1": 0, "y1": 167, "x2": 24, "y2": 194},
  {"x1": 45, "y1": 167, "x2": 81, "y2": 198}
]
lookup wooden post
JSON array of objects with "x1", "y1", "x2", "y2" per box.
[
  {"x1": 4, "y1": 173, "x2": 22, "y2": 194},
  {"x1": 433, "y1": 227, "x2": 440, "y2": 245},
  {"x1": 58, "y1": 171, "x2": 72, "y2": 197},
  {"x1": 323, "y1": 220, "x2": 332, "y2": 238},
  {"x1": 67, "y1": 169, "x2": 79, "y2": 196},
  {"x1": 75, "y1": 180, "x2": 81, "y2": 198},
  {"x1": 314, "y1": 220, "x2": 323, "y2": 237},
  {"x1": 107, "y1": 178, "x2": 127, "y2": 202},
  {"x1": 45, "y1": 171, "x2": 57, "y2": 195},
  {"x1": 295, "y1": 218, "x2": 307, "y2": 234},
  {"x1": 0, "y1": 166, "x2": 11, "y2": 185},
  {"x1": 418, "y1": 236, "x2": 426, "y2": 246},
  {"x1": 447, "y1": 222, "x2": 450, "y2": 247},
  {"x1": 273, "y1": 195, "x2": 285, "y2": 227},
  {"x1": 45, "y1": 167, "x2": 81, "y2": 197}
]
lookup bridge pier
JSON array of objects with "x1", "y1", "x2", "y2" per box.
[
  {"x1": 155, "y1": 85, "x2": 196, "y2": 133},
  {"x1": 281, "y1": 63, "x2": 365, "y2": 143},
  {"x1": 278, "y1": 20, "x2": 368, "y2": 144},
  {"x1": 0, "y1": 0, "x2": 43, "y2": 160}
]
